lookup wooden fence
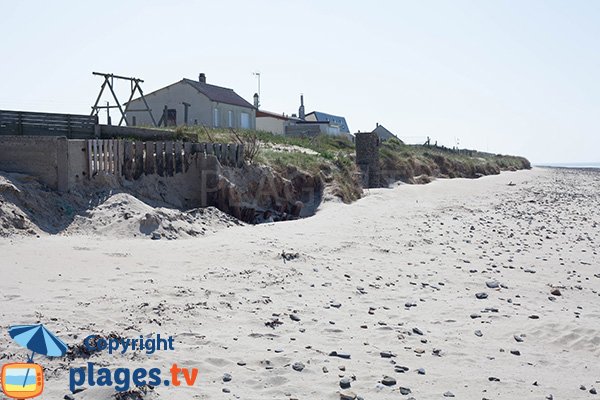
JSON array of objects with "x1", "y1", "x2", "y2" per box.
[
  {"x1": 87, "y1": 139, "x2": 244, "y2": 179},
  {"x1": 0, "y1": 110, "x2": 96, "y2": 138}
]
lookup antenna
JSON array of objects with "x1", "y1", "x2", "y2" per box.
[{"x1": 252, "y1": 71, "x2": 261, "y2": 98}]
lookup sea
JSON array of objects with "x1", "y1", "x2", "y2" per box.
[{"x1": 535, "y1": 162, "x2": 600, "y2": 169}]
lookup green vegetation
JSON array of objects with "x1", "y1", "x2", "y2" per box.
[
  {"x1": 160, "y1": 125, "x2": 530, "y2": 202},
  {"x1": 379, "y1": 137, "x2": 530, "y2": 184}
]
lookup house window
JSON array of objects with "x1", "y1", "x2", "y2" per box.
[
  {"x1": 228, "y1": 110, "x2": 234, "y2": 128},
  {"x1": 213, "y1": 108, "x2": 220, "y2": 127},
  {"x1": 240, "y1": 112, "x2": 250, "y2": 129}
]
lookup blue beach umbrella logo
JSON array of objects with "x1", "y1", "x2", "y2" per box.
[
  {"x1": 2, "y1": 324, "x2": 67, "y2": 397},
  {"x1": 9, "y1": 324, "x2": 68, "y2": 360}
]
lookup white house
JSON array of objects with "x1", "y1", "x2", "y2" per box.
[
  {"x1": 125, "y1": 73, "x2": 256, "y2": 129},
  {"x1": 256, "y1": 110, "x2": 301, "y2": 135}
]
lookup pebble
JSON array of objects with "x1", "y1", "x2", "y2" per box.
[
  {"x1": 222, "y1": 388, "x2": 230, "y2": 393},
  {"x1": 416, "y1": 368, "x2": 426, "y2": 375},
  {"x1": 395, "y1": 366, "x2": 409, "y2": 373},
  {"x1": 290, "y1": 314, "x2": 301, "y2": 322},
  {"x1": 550, "y1": 288, "x2": 562, "y2": 296},
  {"x1": 380, "y1": 351, "x2": 395, "y2": 358},
  {"x1": 476, "y1": 292, "x2": 489, "y2": 299},
  {"x1": 591, "y1": 388, "x2": 598, "y2": 395},
  {"x1": 443, "y1": 391, "x2": 456, "y2": 397},
  {"x1": 339, "y1": 391, "x2": 357, "y2": 400},
  {"x1": 292, "y1": 362, "x2": 305, "y2": 372},
  {"x1": 486, "y1": 281, "x2": 500, "y2": 289},
  {"x1": 412, "y1": 327, "x2": 424, "y2": 335},
  {"x1": 514, "y1": 334, "x2": 524, "y2": 343},
  {"x1": 488, "y1": 376, "x2": 500, "y2": 382},
  {"x1": 223, "y1": 373, "x2": 232, "y2": 382},
  {"x1": 340, "y1": 377, "x2": 352, "y2": 389},
  {"x1": 330, "y1": 351, "x2": 351, "y2": 359},
  {"x1": 381, "y1": 376, "x2": 397, "y2": 386},
  {"x1": 237, "y1": 361, "x2": 246, "y2": 366},
  {"x1": 399, "y1": 386, "x2": 412, "y2": 395},
  {"x1": 510, "y1": 349, "x2": 521, "y2": 356},
  {"x1": 475, "y1": 330, "x2": 483, "y2": 337},
  {"x1": 64, "y1": 395, "x2": 75, "y2": 400}
]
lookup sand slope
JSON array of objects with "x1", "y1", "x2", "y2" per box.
[{"x1": 0, "y1": 168, "x2": 599, "y2": 399}]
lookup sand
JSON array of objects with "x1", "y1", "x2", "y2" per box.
[{"x1": 0, "y1": 167, "x2": 599, "y2": 399}]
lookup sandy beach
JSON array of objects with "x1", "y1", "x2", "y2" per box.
[{"x1": 1, "y1": 167, "x2": 599, "y2": 399}]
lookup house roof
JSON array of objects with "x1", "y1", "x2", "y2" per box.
[
  {"x1": 305, "y1": 111, "x2": 350, "y2": 133},
  {"x1": 256, "y1": 110, "x2": 301, "y2": 121},
  {"x1": 182, "y1": 79, "x2": 254, "y2": 109},
  {"x1": 372, "y1": 124, "x2": 396, "y2": 139}
]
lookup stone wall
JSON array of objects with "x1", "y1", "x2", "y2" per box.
[{"x1": 355, "y1": 132, "x2": 380, "y2": 188}]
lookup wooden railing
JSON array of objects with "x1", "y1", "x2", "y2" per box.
[{"x1": 0, "y1": 110, "x2": 96, "y2": 137}]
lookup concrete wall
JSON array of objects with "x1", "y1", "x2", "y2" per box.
[
  {"x1": 126, "y1": 81, "x2": 256, "y2": 130},
  {"x1": 67, "y1": 140, "x2": 88, "y2": 188},
  {"x1": 0, "y1": 136, "x2": 65, "y2": 191},
  {"x1": 257, "y1": 116, "x2": 286, "y2": 135}
]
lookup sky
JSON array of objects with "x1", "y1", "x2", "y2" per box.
[{"x1": 0, "y1": 1, "x2": 598, "y2": 164}]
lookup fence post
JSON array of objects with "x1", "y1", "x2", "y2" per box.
[
  {"x1": 145, "y1": 141, "x2": 155, "y2": 175},
  {"x1": 165, "y1": 141, "x2": 174, "y2": 176},
  {"x1": 174, "y1": 141, "x2": 183, "y2": 173},
  {"x1": 156, "y1": 142, "x2": 165, "y2": 177}
]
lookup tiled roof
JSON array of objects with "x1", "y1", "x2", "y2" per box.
[
  {"x1": 305, "y1": 111, "x2": 350, "y2": 133},
  {"x1": 183, "y1": 79, "x2": 254, "y2": 109}
]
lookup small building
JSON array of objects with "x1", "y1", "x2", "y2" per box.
[
  {"x1": 372, "y1": 123, "x2": 402, "y2": 142},
  {"x1": 256, "y1": 110, "x2": 301, "y2": 135},
  {"x1": 125, "y1": 73, "x2": 256, "y2": 129},
  {"x1": 304, "y1": 111, "x2": 350, "y2": 134}
]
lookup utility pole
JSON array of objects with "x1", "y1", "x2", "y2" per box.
[{"x1": 252, "y1": 72, "x2": 261, "y2": 98}]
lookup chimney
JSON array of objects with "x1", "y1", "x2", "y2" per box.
[
  {"x1": 376, "y1": 122, "x2": 379, "y2": 127},
  {"x1": 299, "y1": 94, "x2": 305, "y2": 120},
  {"x1": 199, "y1": 73, "x2": 206, "y2": 83},
  {"x1": 253, "y1": 93, "x2": 260, "y2": 109}
]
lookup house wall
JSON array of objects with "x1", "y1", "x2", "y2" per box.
[
  {"x1": 126, "y1": 82, "x2": 211, "y2": 127},
  {"x1": 125, "y1": 81, "x2": 255, "y2": 130},
  {"x1": 256, "y1": 116, "x2": 286, "y2": 135},
  {"x1": 210, "y1": 101, "x2": 256, "y2": 130}
]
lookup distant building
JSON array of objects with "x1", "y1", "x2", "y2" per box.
[
  {"x1": 256, "y1": 95, "x2": 352, "y2": 140},
  {"x1": 256, "y1": 110, "x2": 301, "y2": 135},
  {"x1": 125, "y1": 73, "x2": 256, "y2": 129},
  {"x1": 372, "y1": 123, "x2": 402, "y2": 142},
  {"x1": 304, "y1": 111, "x2": 350, "y2": 134}
]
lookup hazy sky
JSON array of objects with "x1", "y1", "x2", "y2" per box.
[{"x1": 1, "y1": 1, "x2": 598, "y2": 163}]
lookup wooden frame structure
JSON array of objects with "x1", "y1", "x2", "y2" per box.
[{"x1": 90, "y1": 72, "x2": 157, "y2": 127}]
